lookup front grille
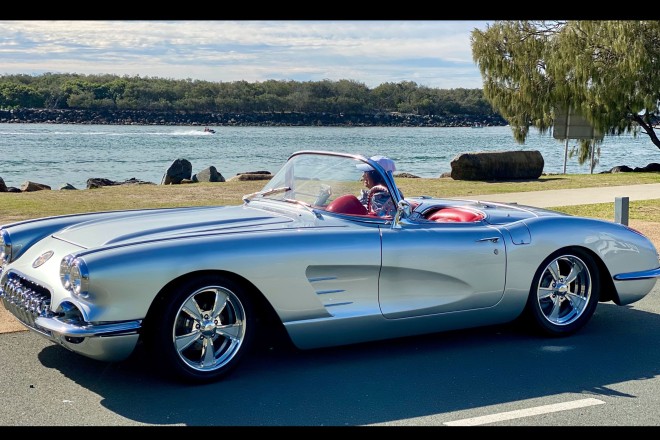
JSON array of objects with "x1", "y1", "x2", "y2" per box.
[{"x1": 0, "y1": 271, "x2": 53, "y2": 329}]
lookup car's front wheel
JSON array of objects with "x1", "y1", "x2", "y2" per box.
[
  {"x1": 524, "y1": 248, "x2": 600, "y2": 337},
  {"x1": 147, "y1": 274, "x2": 255, "y2": 383}
]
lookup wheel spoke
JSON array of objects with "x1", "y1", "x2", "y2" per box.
[
  {"x1": 200, "y1": 337, "x2": 217, "y2": 368},
  {"x1": 547, "y1": 260, "x2": 562, "y2": 281},
  {"x1": 211, "y1": 289, "x2": 228, "y2": 320},
  {"x1": 566, "y1": 292, "x2": 587, "y2": 311},
  {"x1": 546, "y1": 296, "x2": 562, "y2": 321},
  {"x1": 564, "y1": 260, "x2": 581, "y2": 284},
  {"x1": 538, "y1": 286, "x2": 555, "y2": 300},
  {"x1": 181, "y1": 296, "x2": 203, "y2": 321},
  {"x1": 216, "y1": 321, "x2": 243, "y2": 343},
  {"x1": 175, "y1": 329, "x2": 202, "y2": 352}
]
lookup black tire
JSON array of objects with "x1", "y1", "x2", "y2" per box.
[
  {"x1": 523, "y1": 248, "x2": 600, "y2": 337},
  {"x1": 147, "y1": 274, "x2": 255, "y2": 383}
]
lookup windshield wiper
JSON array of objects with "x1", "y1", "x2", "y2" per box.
[{"x1": 243, "y1": 186, "x2": 291, "y2": 203}]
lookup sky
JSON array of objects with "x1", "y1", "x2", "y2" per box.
[{"x1": 0, "y1": 20, "x2": 494, "y2": 90}]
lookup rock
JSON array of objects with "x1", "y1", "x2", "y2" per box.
[
  {"x1": 161, "y1": 158, "x2": 193, "y2": 185},
  {"x1": 59, "y1": 183, "x2": 77, "y2": 190},
  {"x1": 0, "y1": 177, "x2": 6, "y2": 192},
  {"x1": 87, "y1": 178, "x2": 119, "y2": 189},
  {"x1": 237, "y1": 170, "x2": 271, "y2": 175},
  {"x1": 21, "y1": 181, "x2": 51, "y2": 192},
  {"x1": 607, "y1": 165, "x2": 634, "y2": 173},
  {"x1": 394, "y1": 172, "x2": 420, "y2": 178},
  {"x1": 634, "y1": 163, "x2": 660, "y2": 172},
  {"x1": 192, "y1": 166, "x2": 225, "y2": 183},
  {"x1": 227, "y1": 173, "x2": 274, "y2": 181},
  {"x1": 86, "y1": 177, "x2": 155, "y2": 189},
  {"x1": 450, "y1": 150, "x2": 544, "y2": 181},
  {"x1": 121, "y1": 178, "x2": 156, "y2": 185}
]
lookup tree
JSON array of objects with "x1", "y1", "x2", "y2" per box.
[{"x1": 470, "y1": 20, "x2": 660, "y2": 159}]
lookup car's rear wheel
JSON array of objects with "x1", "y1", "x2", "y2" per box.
[
  {"x1": 524, "y1": 248, "x2": 600, "y2": 337},
  {"x1": 148, "y1": 274, "x2": 255, "y2": 383}
]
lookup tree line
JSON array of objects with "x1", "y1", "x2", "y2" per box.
[{"x1": 0, "y1": 73, "x2": 501, "y2": 119}]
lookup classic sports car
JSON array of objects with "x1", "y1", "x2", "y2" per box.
[{"x1": 1, "y1": 150, "x2": 659, "y2": 383}]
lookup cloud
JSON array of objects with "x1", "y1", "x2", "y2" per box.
[{"x1": 0, "y1": 20, "x2": 491, "y2": 89}]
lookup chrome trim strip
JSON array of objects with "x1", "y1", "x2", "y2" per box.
[
  {"x1": 316, "y1": 289, "x2": 345, "y2": 295},
  {"x1": 308, "y1": 276, "x2": 338, "y2": 282},
  {"x1": 613, "y1": 267, "x2": 660, "y2": 281},
  {"x1": 325, "y1": 302, "x2": 352, "y2": 307}
]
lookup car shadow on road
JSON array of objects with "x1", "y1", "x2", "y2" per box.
[{"x1": 34, "y1": 302, "x2": 660, "y2": 426}]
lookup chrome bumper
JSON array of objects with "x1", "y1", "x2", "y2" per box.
[{"x1": 30, "y1": 316, "x2": 142, "y2": 362}]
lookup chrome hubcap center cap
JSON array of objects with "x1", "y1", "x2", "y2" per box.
[{"x1": 201, "y1": 320, "x2": 216, "y2": 337}]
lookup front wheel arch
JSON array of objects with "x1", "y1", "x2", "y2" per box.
[{"x1": 142, "y1": 270, "x2": 284, "y2": 383}]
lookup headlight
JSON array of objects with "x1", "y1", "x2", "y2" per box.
[
  {"x1": 59, "y1": 255, "x2": 89, "y2": 298},
  {"x1": 59, "y1": 255, "x2": 74, "y2": 289},
  {"x1": 0, "y1": 229, "x2": 11, "y2": 272}
]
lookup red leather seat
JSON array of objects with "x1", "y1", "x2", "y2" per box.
[
  {"x1": 427, "y1": 207, "x2": 484, "y2": 222},
  {"x1": 325, "y1": 194, "x2": 368, "y2": 215}
]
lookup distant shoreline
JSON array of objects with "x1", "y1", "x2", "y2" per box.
[{"x1": 0, "y1": 108, "x2": 508, "y2": 128}]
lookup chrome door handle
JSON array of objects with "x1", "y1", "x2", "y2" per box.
[{"x1": 477, "y1": 237, "x2": 500, "y2": 243}]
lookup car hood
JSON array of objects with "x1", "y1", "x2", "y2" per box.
[{"x1": 53, "y1": 205, "x2": 297, "y2": 248}]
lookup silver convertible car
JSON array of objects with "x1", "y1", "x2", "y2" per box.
[{"x1": 1, "y1": 150, "x2": 659, "y2": 383}]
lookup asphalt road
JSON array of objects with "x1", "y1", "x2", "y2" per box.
[{"x1": 1, "y1": 281, "x2": 660, "y2": 427}]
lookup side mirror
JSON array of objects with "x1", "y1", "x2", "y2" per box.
[{"x1": 392, "y1": 200, "x2": 412, "y2": 229}]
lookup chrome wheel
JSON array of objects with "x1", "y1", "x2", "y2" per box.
[
  {"x1": 536, "y1": 254, "x2": 592, "y2": 326},
  {"x1": 172, "y1": 285, "x2": 247, "y2": 373},
  {"x1": 525, "y1": 249, "x2": 600, "y2": 336},
  {"x1": 147, "y1": 274, "x2": 255, "y2": 383}
]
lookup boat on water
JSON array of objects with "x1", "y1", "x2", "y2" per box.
[{"x1": 204, "y1": 127, "x2": 216, "y2": 134}]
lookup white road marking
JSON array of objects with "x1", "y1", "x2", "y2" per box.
[{"x1": 443, "y1": 398, "x2": 605, "y2": 426}]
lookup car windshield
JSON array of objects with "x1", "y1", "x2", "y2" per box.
[{"x1": 247, "y1": 151, "x2": 397, "y2": 217}]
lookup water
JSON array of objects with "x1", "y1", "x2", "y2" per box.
[{"x1": 1, "y1": 123, "x2": 658, "y2": 189}]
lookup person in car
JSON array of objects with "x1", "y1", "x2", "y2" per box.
[{"x1": 357, "y1": 155, "x2": 398, "y2": 216}]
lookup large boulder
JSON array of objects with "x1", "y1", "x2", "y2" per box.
[
  {"x1": 450, "y1": 150, "x2": 544, "y2": 181},
  {"x1": 0, "y1": 177, "x2": 6, "y2": 192},
  {"x1": 192, "y1": 166, "x2": 225, "y2": 183},
  {"x1": 21, "y1": 181, "x2": 51, "y2": 192},
  {"x1": 227, "y1": 171, "x2": 273, "y2": 181},
  {"x1": 161, "y1": 158, "x2": 193, "y2": 185}
]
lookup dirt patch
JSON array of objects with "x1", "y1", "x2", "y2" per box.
[{"x1": 629, "y1": 220, "x2": 660, "y2": 251}]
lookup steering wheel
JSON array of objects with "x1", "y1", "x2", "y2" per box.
[
  {"x1": 366, "y1": 185, "x2": 389, "y2": 214},
  {"x1": 314, "y1": 184, "x2": 333, "y2": 206}
]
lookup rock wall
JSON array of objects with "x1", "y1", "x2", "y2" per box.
[{"x1": 0, "y1": 108, "x2": 507, "y2": 128}]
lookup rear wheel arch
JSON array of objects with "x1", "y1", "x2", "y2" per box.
[{"x1": 568, "y1": 246, "x2": 617, "y2": 304}]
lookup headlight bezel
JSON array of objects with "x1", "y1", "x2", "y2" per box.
[
  {"x1": 0, "y1": 229, "x2": 11, "y2": 264},
  {"x1": 59, "y1": 255, "x2": 90, "y2": 298}
]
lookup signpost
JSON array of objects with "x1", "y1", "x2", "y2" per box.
[{"x1": 553, "y1": 107, "x2": 604, "y2": 174}]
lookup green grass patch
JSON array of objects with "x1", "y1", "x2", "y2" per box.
[{"x1": 1, "y1": 172, "x2": 658, "y2": 225}]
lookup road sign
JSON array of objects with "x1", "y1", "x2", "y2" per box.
[{"x1": 553, "y1": 107, "x2": 604, "y2": 140}]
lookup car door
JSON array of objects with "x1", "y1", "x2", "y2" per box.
[{"x1": 378, "y1": 221, "x2": 506, "y2": 319}]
